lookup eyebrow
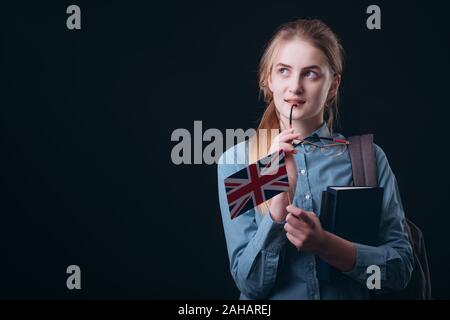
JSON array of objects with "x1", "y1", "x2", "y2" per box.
[{"x1": 275, "y1": 63, "x2": 321, "y2": 70}]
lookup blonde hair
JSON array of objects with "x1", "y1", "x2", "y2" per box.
[{"x1": 249, "y1": 18, "x2": 345, "y2": 215}]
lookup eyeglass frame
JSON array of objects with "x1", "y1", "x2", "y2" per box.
[
  {"x1": 291, "y1": 136, "x2": 350, "y2": 156},
  {"x1": 293, "y1": 136, "x2": 349, "y2": 148}
]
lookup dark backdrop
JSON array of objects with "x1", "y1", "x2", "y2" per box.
[{"x1": 1, "y1": 0, "x2": 449, "y2": 299}]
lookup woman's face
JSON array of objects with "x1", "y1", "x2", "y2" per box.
[{"x1": 268, "y1": 38, "x2": 339, "y2": 127}]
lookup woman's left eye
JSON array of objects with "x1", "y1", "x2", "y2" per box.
[{"x1": 304, "y1": 70, "x2": 318, "y2": 78}]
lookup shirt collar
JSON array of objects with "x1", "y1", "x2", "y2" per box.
[{"x1": 304, "y1": 122, "x2": 331, "y2": 142}]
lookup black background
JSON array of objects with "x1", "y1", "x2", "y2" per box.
[{"x1": 1, "y1": 0, "x2": 449, "y2": 299}]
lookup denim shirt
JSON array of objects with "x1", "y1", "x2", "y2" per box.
[{"x1": 217, "y1": 122, "x2": 413, "y2": 300}]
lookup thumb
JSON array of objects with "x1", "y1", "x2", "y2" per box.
[{"x1": 298, "y1": 210, "x2": 315, "y2": 227}]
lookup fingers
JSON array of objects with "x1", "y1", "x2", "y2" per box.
[
  {"x1": 286, "y1": 212, "x2": 307, "y2": 229},
  {"x1": 286, "y1": 205, "x2": 302, "y2": 216},
  {"x1": 285, "y1": 208, "x2": 311, "y2": 237},
  {"x1": 285, "y1": 207, "x2": 315, "y2": 250},
  {"x1": 279, "y1": 142, "x2": 297, "y2": 155},
  {"x1": 285, "y1": 232, "x2": 301, "y2": 250},
  {"x1": 285, "y1": 214, "x2": 310, "y2": 240},
  {"x1": 268, "y1": 142, "x2": 296, "y2": 157},
  {"x1": 277, "y1": 129, "x2": 300, "y2": 145},
  {"x1": 279, "y1": 128, "x2": 295, "y2": 137},
  {"x1": 279, "y1": 133, "x2": 301, "y2": 143},
  {"x1": 286, "y1": 205, "x2": 315, "y2": 227},
  {"x1": 298, "y1": 211, "x2": 315, "y2": 227},
  {"x1": 286, "y1": 232, "x2": 298, "y2": 250},
  {"x1": 284, "y1": 222, "x2": 297, "y2": 236},
  {"x1": 269, "y1": 129, "x2": 300, "y2": 156},
  {"x1": 285, "y1": 228, "x2": 305, "y2": 251}
]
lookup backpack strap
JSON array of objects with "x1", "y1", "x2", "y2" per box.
[
  {"x1": 348, "y1": 133, "x2": 432, "y2": 299},
  {"x1": 347, "y1": 134, "x2": 378, "y2": 187}
]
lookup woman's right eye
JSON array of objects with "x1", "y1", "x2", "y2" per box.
[{"x1": 278, "y1": 68, "x2": 289, "y2": 76}]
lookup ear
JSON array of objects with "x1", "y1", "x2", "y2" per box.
[{"x1": 327, "y1": 73, "x2": 341, "y2": 101}]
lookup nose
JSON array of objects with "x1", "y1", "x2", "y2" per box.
[{"x1": 288, "y1": 74, "x2": 304, "y2": 94}]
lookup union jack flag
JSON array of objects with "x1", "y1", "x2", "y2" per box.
[{"x1": 224, "y1": 150, "x2": 290, "y2": 219}]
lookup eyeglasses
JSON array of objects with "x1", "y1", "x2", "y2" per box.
[
  {"x1": 292, "y1": 136, "x2": 350, "y2": 157},
  {"x1": 288, "y1": 104, "x2": 349, "y2": 157}
]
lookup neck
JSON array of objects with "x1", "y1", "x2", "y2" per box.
[{"x1": 280, "y1": 116, "x2": 325, "y2": 140}]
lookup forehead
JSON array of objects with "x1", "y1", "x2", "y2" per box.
[{"x1": 273, "y1": 38, "x2": 329, "y2": 69}]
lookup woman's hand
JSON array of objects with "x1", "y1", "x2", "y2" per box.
[
  {"x1": 268, "y1": 128, "x2": 299, "y2": 222},
  {"x1": 284, "y1": 205, "x2": 357, "y2": 272},
  {"x1": 284, "y1": 205, "x2": 327, "y2": 254}
]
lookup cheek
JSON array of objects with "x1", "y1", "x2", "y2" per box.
[
  {"x1": 307, "y1": 81, "x2": 329, "y2": 100},
  {"x1": 271, "y1": 79, "x2": 287, "y2": 98}
]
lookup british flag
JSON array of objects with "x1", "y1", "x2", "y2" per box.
[{"x1": 224, "y1": 150, "x2": 290, "y2": 219}]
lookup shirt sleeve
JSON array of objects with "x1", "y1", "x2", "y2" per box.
[
  {"x1": 217, "y1": 149, "x2": 287, "y2": 299},
  {"x1": 342, "y1": 144, "x2": 414, "y2": 292}
]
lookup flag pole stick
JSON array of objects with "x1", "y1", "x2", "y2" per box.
[{"x1": 287, "y1": 104, "x2": 297, "y2": 205}]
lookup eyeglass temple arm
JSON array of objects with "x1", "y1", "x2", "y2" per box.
[
  {"x1": 292, "y1": 137, "x2": 350, "y2": 148},
  {"x1": 317, "y1": 136, "x2": 350, "y2": 144},
  {"x1": 292, "y1": 140, "x2": 320, "y2": 148}
]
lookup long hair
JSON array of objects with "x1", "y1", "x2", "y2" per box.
[{"x1": 249, "y1": 18, "x2": 345, "y2": 215}]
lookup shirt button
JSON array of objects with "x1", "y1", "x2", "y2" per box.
[
  {"x1": 300, "y1": 169, "x2": 306, "y2": 175},
  {"x1": 305, "y1": 194, "x2": 311, "y2": 200}
]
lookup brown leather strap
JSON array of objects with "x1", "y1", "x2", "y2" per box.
[{"x1": 348, "y1": 134, "x2": 377, "y2": 187}]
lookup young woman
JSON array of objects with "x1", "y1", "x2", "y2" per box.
[{"x1": 217, "y1": 19, "x2": 413, "y2": 299}]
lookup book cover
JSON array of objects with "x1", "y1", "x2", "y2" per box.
[{"x1": 316, "y1": 186, "x2": 384, "y2": 281}]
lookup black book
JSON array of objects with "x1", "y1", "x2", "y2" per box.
[{"x1": 316, "y1": 186, "x2": 384, "y2": 281}]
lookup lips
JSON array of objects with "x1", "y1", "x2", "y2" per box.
[{"x1": 284, "y1": 98, "x2": 306, "y2": 105}]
